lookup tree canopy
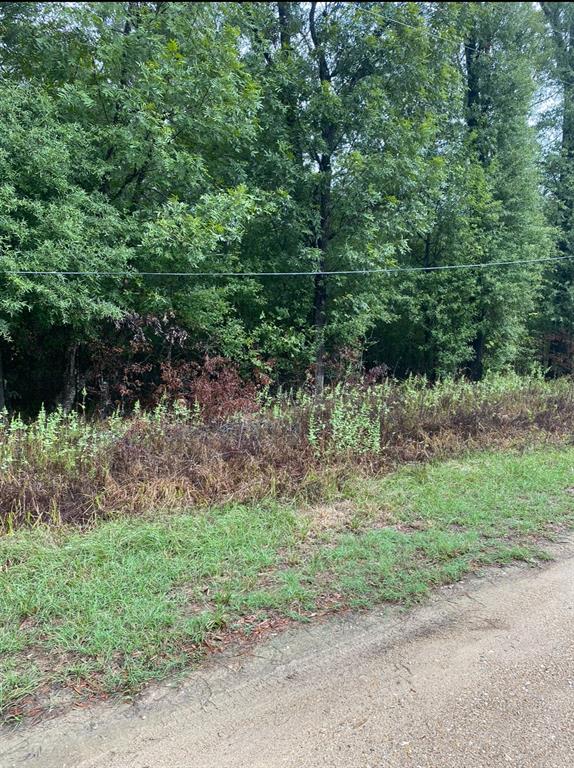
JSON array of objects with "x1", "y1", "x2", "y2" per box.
[{"x1": 0, "y1": 2, "x2": 570, "y2": 412}]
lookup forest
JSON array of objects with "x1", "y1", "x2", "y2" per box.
[{"x1": 1, "y1": 1, "x2": 574, "y2": 414}]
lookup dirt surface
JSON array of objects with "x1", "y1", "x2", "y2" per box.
[{"x1": 2, "y1": 542, "x2": 574, "y2": 768}]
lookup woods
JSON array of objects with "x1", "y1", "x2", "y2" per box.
[{"x1": 1, "y1": 1, "x2": 573, "y2": 412}]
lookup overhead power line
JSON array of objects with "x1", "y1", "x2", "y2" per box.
[{"x1": 2, "y1": 254, "x2": 573, "y2": 279}]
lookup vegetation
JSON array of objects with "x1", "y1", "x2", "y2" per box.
[
  {"x1": 1, "y1": 2, "x2": 574, "y2": 411},
  {"x1": 1, "y1": 373, "x2": 572, "y2": 530},
  {"x1": 3, "y1": 1, "x2": 574, "y2": 727},
  {"x1": 2, "y1": 443, "x2": 573, "y2": 722}
]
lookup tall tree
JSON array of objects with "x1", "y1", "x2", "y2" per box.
[
  {"x1": 378, "y1": 2, "x2": 549, "y2": 378},
  {"x1": 460, "y1": 2, "x2": 549, "y2": 377},
  {"x1": 0, "y1": 2, "x2": 261, "y2": 409},
  {"x1": 540, "y1": 2, "x2": 574, "y2": 372},
  {"x1": 0, "y1": 2, "x2": 561, "y2": 410},
  {"x1": 235, "y1": 2, "x2": 456, "y2": 388}
]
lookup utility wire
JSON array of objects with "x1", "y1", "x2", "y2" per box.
[{"x1": 2, "y1": 254, "x2": 573, "y2": 278}]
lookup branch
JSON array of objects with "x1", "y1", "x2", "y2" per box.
[{"x1": 309, "y1": 2, "x2": 330, "y2": 82}]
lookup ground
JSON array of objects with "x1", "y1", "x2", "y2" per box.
[
  {"x1": 2, "y1": 443, "x2": 574, "y2": 763},
  {"x1": 2, "y1": 444, "x2": 574, "y2": 722},
  {"x1": 2, "y1": 536, "x2": 573, "y2": 767}
]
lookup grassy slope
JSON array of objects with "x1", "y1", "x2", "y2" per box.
[{"x1": 2, "y1": 445, "x2": 574, "y2": 720}]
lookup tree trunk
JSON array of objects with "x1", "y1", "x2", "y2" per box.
[
  {"x1": 313, "y1": 151, "x2": 332, "y2": 393},
  {"x1": 58, "y1": 342, "x2": 79, "y2": 413},
  {"x1": 465, "y1": 41, "x2": 480, "y2": 128},
  {"x1": 309, "y1": 3, "x2": 334, "y2": 394},
  {"x1": 422, "y1": 235, "x2": 435, "y2": 376},
  {"x1": 0, "y1": 344, "x2": 5, "y2": 412},
  {"x1": 560, "y1": 93, "x2": 574, "y2": 227},
  {"x1": 470, "y1": 331, "x2": 485, "y2": 381},
  {"x1": 563, "y1": 84, "x2": 574, "y2": 162},
  {"x1": 97, "y1": 377, "x2": 112, "y2": 418},
  {"x1": 313, "y1": 267, "x2": 327, "y2": 393},
  {"x1": 466, "y1": 33, "x2": 489, "y2": 379},
  {"x1": 278, "y1": 2, "x2": 303, "y2": 166},
  {"x1": 100, "y1": 1, "x2": 140, "y2": 196},
  {"x1": 559, "y1": 76, "x2": 574, "y2": 251},
  {"x1": 278, "y1": 2, "x2": 291, "y2": 49}
]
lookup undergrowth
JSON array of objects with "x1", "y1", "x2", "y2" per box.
[{"x1": 1, "y1": 372, "x2": 573, "y2": 529}]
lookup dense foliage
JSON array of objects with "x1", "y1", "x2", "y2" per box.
[{"x1": 0, "y1": 2, "x2": 572, "y2": 412}]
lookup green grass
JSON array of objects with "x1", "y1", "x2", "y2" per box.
[{"x1": 2, "y1": 445, "x2": 574, "y2": 721}]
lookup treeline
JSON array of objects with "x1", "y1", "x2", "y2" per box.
[{"x1": 1, "y1": 1, "x2": 574, "y2": 413}]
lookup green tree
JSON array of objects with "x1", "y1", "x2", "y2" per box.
[
  {"x1": 539, "y1": 2, "x2": 574, "y2": 373},
  {"x1": 461, "y1": 2, "x2": 549, "y2": 377},
  {"x1": 0, "y1": 2, "x2": 559, "y2": 410},
  {"x1": 234, "y1": 2, "x2": 457, "y2": 388},
  {"x1": 0, "y1": 2, "x2": 261, "y2": 409},
  {"x1": 378, "y1": 2, "x2": 549, "y2": 378}
]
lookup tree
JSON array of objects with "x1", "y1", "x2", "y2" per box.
[
  {"x1": 0, "y1": 2, "x2": 261, "y2": 409},
  {"x1": 234, "y1": 2, "x2": 457, "y2": 388},
  {"x1": 539, "y1": 2, "x2": 574, "y2": 372},
  {"x1": 461, "y1": 2, "x2": 549, "y2": 378},
  {"x1": 377, "y1": 2, "x2": 549, "y2": 378},
  {"x1": 0, "y1": 2, "x2": 563, "y2": 411}
]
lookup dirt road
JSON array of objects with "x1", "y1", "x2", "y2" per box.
[{"x1": 2, "y1": 544, "x2": 574, "y2": 768}]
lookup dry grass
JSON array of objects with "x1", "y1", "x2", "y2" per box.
[
  {"x1": 3, "y1": 444, "x2": 574, "y2": 722},
  {"x1": 1, "y1": 373, "x2": 574, "y2": 530}
]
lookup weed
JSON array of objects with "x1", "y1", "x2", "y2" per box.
[
  {"x1": 1, "y1": 374, "x2": 574, "y2": 529},
  {"x1": 1, "y1": 444, "x2": 574, "y2": 721}
]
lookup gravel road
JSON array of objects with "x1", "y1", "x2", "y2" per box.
[{"x1": 2, "y1": 542, "x2": 574, "y2": 768}]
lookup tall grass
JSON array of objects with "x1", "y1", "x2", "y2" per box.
[{"x1": 1, "y1": 373, "x2": 573, "y2": 530}]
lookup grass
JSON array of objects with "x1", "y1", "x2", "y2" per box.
[{"x1": 1, "y1": 443, "x2": 574, "y2": 722}]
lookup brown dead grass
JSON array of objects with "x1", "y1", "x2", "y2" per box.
[
  {"x1": 2, "y1": 380, "x2": 574, "y2": 530},
  {"x1": 307, "y1": 501, "x2": 357, "y2": 530}
]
